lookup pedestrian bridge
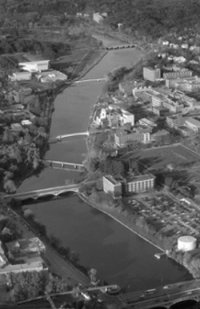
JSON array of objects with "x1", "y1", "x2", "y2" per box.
[
  {"x1": 74, "y1": 78, "x2": 107, "y2": 85},
  {"x1": 45, "y1": 159, "x2": 84, "y2": 171},
  {"x1": 3, "y1": 184, "x2": 80, "y2": 201},
  {"x1": 56, "y1": 131, "x2": 89, "y2": 141}
]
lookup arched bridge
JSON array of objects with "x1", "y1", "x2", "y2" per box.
[
  {"x1": 119, "y1": 279, "x2": 200, "y2": 309},
  {"x1": 3, "y1": 184, "x2": 80, "y2": 201}
]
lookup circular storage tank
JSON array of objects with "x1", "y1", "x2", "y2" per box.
[{"x1": 177, "y1": 235, "x2": 197, "y2": 252}]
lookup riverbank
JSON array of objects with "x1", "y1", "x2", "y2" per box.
[
  {"x1": 78, "y1": 192, "x2": 197, "y2": 280},
  {"x1": 78, "y1": 193, "x2": 164, "y2": 253}
]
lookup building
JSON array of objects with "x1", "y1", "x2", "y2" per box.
[
  {"x1": 36, "y1": 70, "x2": 67, "y2": 83},
  {"x1": 0, "y1": 237, "x2": 47, "y2": 275},
  {"x1": 185, "y1": 117, "x2": 200, "y2": 132},
  {"x1": 132, "y1": 86, "x2": 155, "y2": 101},
  {"x1": 19, "y1": 60, "x2": 49, "y2": 72},
  {"x1": 102, "y1": 175, "x2": 122, "y2": 198},
  {"x1": 0, "y1": 241, "x2": 7, "y2": 268},
  {"x1": 119, "y1": 80, "x2": 138, "y2": 95},
  {"x1": 177, "y1": 236, "x2": 197, "y2": 252},
  {"x1": 166, "y1": 115, "x2": 185, "y2": 129},
  {"x1": 163, "y1": 69, "x2": 192, "y2": 80},
  {"x1": 143, "y1": 67, "x2": 161, "y2": 82},
  {"x1": 9, "y1": 71, "x2": 32, "y2": 81},
  {"x1": 120, "y1": 109, "x2": 134, "y2": 126},
  {"x1": 126, "y1": 174, "x2": 155, "y2": 193},
  {"x1": 166, "y1": 76, "x2": 200, "y2": 92},
  {"x1": 114, "y1": 130, "x2": 151, "y2": 147},
  {"x1": 138, "y1": 118, "x2": 156, "y2": 128},
  {"x1": 93, "y1": 12, "x2": 104, "y2": 23},
  {"x1": 151, "y1": 129, "x2": 169, "y2": 143}
]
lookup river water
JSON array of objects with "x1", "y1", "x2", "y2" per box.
[{"x1": 18, "y1": 48, "x2": 191, "y2": 291}]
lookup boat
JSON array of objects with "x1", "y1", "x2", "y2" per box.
[
  {"x1": 105, "y1": 285, "x2": 121, "y2": 295},
  {"x1": 154, "y1": 253, "x2": 162, "y2": 259}
]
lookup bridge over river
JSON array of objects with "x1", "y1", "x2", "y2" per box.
[
  {"x1": 3, "y1": 184, "x2": 79, "y2": 201},
  {"x1": 44, "y1": 159, "x2": 84, "y2": 172},
  {"x1": 119, "y1": 279, "x2": 200, "y2": 309}
]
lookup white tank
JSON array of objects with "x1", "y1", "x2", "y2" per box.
[{"x1": 177, "y1": 236, "x2": 197, "y2": 252}]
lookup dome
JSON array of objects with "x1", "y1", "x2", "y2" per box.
[{"x1": 177, "y1": 236, "x2": 197, "y2": 252}]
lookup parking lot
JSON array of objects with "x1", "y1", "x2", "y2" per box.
[{"x1": 126, "y1": 192, "x2": 200, "y2": 244}]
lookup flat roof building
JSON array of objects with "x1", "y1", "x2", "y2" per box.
[
  {"x1": 103, "y1": 175, "x2": 122, "y2": 198},
  {"x1": 143, "y1": 67, "x2": 161, "y2": 82},
  {"x1": 126, "y1": 174, "x2": 155, "y2": 193}
]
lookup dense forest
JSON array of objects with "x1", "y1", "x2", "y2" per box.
[{"x1": 1, "y1": 0, "x2": 200, "y2": 38}]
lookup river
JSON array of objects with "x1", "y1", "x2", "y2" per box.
[{"x1": 18, "y1": 47, "x2": 191, "y2": 291}]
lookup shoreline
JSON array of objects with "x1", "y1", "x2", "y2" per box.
[{"x1": 78, "y1": 193, "x2": 164, "y2": 253}]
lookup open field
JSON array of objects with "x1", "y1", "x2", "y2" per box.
[{"x1": 135, "y1": 144, "x2": 200, "y2": 171}]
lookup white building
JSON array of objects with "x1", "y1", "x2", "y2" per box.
[
  {"x1": 93, "y1": 12, "x2": 104, "y2": 23},
  {"x1": 185, "y1": 117, "x2": 200, "y2": 132},
  {"x1": 139, "y1": 118, "x2": 156, "y2": 128},
  {"x1": 103, "y1": 175, "x2": 122, "y2": 198},
  {"x1": 177, "y1": 236, "x2": 197, "y2": 252},
  {"x1": 10, "y1": 71, "x2": 32, "y2": 81},
  {"x1": 19, "y1": 60, "x2": 49, "y2": 72},
  {"x1": 120, "y1": 109, "x2": 134, "y2": 126}
]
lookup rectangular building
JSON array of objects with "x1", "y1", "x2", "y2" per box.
[
  {"x1": 103, "y1": 175, "x2": 122, "y2": 198},
  {"x1": 120, "y1": 109, "x2": 135, "y2": 126},
  {"x1": 163, "y1": 69, "x2": 192, "y2": 80},
  {"x1": 126, "y1": 174, "x2": 155, "y2": 193},
  {"x1": 185, "y1": 117, "x2": 200, "y2": 132},
  {"x1": 114, "y1": 130, "x2": 151, "y2": 147},
  {"x1": 143, "y1": 67, "x2": 161, "y2": 82},
  {"x1": 10, "y1": 71, "x2": 32, "y2": 81}
]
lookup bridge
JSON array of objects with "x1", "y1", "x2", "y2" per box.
[
  {"x1": 55, "y1": 131, "x2": 89, "y2": 141},
  {"x1": 106, "y1": 43, "x2": 135, "y2": 50},
  {"x1": 74, "y1": 77, "x2": 107, "y2": 84},
  {"x1": 3, "y1": 184, "x2": 79, "y2": 201},
  {"x1": 45, "y1": 159, "x2": 84, "y2": 171},
  {"x1": 119, "y1": 279, "x2": 200, "y2": 309}
]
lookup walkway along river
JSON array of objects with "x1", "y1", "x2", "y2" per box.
[{"x1": 18, "y1": 46, "x2": 191, "y2": 291}]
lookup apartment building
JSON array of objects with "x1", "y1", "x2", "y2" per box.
[
  {"x1": 126, "y1": 174, "x2": 155, "y2": 193},
  {"x1": 163, "y1": 69, "x2": 192, "y2": 80},
  {"x1": 143, "y1": 67, "x2": 161, "y2": 82},
  {"x1": 103, "y1": 175, "x2": 122, "y2": 198}
]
